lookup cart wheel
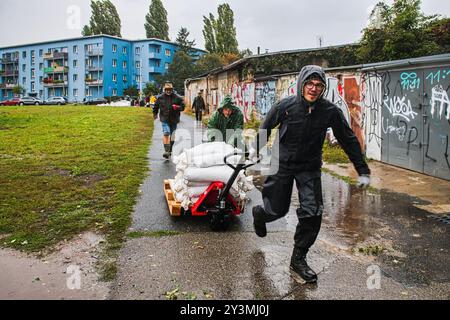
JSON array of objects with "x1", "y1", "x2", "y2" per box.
[{"x1": 209, "y1": 210, "x2": 231, "y2": 231}]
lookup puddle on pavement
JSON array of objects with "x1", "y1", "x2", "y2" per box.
[{"x1": 252, "y1": 171, "x2": 450, "y2": 286}]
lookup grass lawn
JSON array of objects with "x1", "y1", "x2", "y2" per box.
[{"x1": 0, "y1": 105, "x2": 153, "y2": 278}]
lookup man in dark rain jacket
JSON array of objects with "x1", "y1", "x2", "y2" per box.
[
  {"x1": 192, "y1": 90, "x2": 206, "y2": 122},
  {"x1": 153, "y1": 82, "x2": 185, "y2": 159},
  {"x1": 249, "y1": 65, "x2": 371, "y2": 283}
]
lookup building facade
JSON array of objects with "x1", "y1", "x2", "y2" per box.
[{"x1": 0, "y1": 35, "x2": 205, "y2": 102}]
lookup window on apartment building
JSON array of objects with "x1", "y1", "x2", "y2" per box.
[
  {"x1": 123, "y1": 47, "x2": 127, "y2": 54},
  {"x1": 73, "y1": 74, "x2": 78, "y2": 82},
  {"x1": 39, "y1": 76, "x2": 43, "y2": 84},
  {"x1": 165, "y1": 49, "x2": 171, "y2": 57},
  {"x1": 113, "y1": 74, "x2": 117, "y2": 82},
  {"x1": 112, "y1": 89, "x2": 117, "y2": 96},
  {"x1": 86, "y1": 59, "x2": 92, "y2": 67},
  {"x1": 31, "y1": 69, "x2": 35, "y2": 80},
  {"x1": 39, "y1": 49, "x2": 43, "y2": 57},
  {"x1": 73, "y1": 45, "x2": 78, "y2": 54},
  {"x1": 31, "y1": 82, "x2": 35, "y2": 92},
  {"x1": 22, "y1": 64, "x2": 26, "y2": 72},
  {"x1": 86, "y1": 88, "x2": 91, "y2": 97},
  {"x1": 39, "y1": 63, "x2": 43, "y2": 71},
  {"x1": 155, "y1": 60, "x2": 160, "y2": 67},
  {"x1": 31, "y1": 51, "x2": 35, "y2": 65},
  {"x1": 39, "y1": 90, "x2": 43, "y2": 97},
  {"x1": 123, "y1": 75, "x2": 127, "y2": 83},
  {"x1": 22, "y1": 77, "x2": 26, "y2": 85},
  {"x1": 112, "y1": 59, "x2": 117, "y2": 68},
  {"x1": 22, "y1": 51, "x2": 27, "y2": 59},
  {"x1": 135, "y1": 61, "x2": 141, "y2": 69},
  {"x1": 135, "y1": 75, "x2": 141, "y2": 83},
  {"x1": 165, "y1": 62, "x2": 169, "y2": 70},
  {"x1": 123, "y1": 61, "x2": 127, "y2": 68},
  {"x1": 135, "y1": 47, "x2": 141, "y2": 55},
  {"x1": 156, "y1": 47, "x2": 160, "y2": 53},
  {"x1": 112, "y1": 44, "x2": 117, "y2": 53},
  {"x1": 73, "y1": 89, "x2": 78, "y2": 97},
  {"x1": 73, "y1": 60, "x2": 78, "y2": 68}
]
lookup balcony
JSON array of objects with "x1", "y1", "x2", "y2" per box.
[
  {"x1": 44, "y1": 52, "x2": 69, "y2": 60},
  {"x1": 1, "y1": 70, "x2": 19, "y2": 77},
  {"x1": 149, "y1": 52, "x2": 160, "y2": 59},
  {"x1": 87, "y1": 65, "x2": 103, "y2": 72},
  {"x1": 44, "y1": 66, "x2": 69, "y2": 74},
  {"x1": 86, "y1": 49, "x2": 103, "y2": 56},
  {"x1": 43, "y1": 79, "x2": 68, "y2": 87},
  {"x1": 1, "y1": 57, "x2": 19, "y2": 64},
  {"x1": 0, "y1": 83, "x2": 19, "y2": 89},
  {"x1": 85, "y1": 79, "x2": 103, "y2": 86}
]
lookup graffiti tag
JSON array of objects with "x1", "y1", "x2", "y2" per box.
[
  {"x1": 430, "y1": 85, "x2": 450, "y2": 121},
  {"x1": 383, "y1": 96, "x2": 417, "y2": 122},
  {"x1": 400, "y1": 72, "x2": 420, "y2": 91}
]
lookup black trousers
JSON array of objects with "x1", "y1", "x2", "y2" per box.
[
  {"x1": 195, "y1": 110, "x2": 203, "y2": 121},
  {"x1": 261, "y1": 167, "x2": 323, "y2": 253}
]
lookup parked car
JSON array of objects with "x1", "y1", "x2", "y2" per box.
[
  {"x1": 0, "y1": 98, "x2": 21, "y2": 106},
  {"x1": 83, "y1": 98, "x2": 108, "y2": 105},
  {"x1": 44, "y1": 97, "x2": 68, "y2": 105},
  {"x1": 18, "y1": 96, "x2": 44, "y2": 105}
]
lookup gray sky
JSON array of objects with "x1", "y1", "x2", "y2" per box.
[{"x1": 0, "y1": 0, "x2": 449, "y2": 52}]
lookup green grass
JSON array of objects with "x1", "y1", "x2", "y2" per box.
[
  {"x1": 322, "y1": 141, "x2": 350, "y2": 164},
  {"x1": 0, "y1": 105, "x2": 154, "y2": 278}
]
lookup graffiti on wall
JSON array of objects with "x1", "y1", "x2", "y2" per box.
[
  {"x1": 255, "y1": 81, "x2": 276, "y2": 116},
  {"x1": 430, "y1": 85, "x2": 450, "y2": 121},
  {"x1": 400, "y1": 71, "x2": 421, "y2": 91},
  {"x1": 343, "y1": 77, "x2": 365, "y2": 151},
  {"x1": 324, "y1": 77, "x2": 350, "y2": 124},
  {"x1": 231, "y1": 82, "x2": 255, "y2": 122}
]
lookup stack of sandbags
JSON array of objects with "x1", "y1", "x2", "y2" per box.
[{"x1": 169, "y1": 142, "x2": 255, "y2": 210}]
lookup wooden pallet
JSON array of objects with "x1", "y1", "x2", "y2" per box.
[{"x1": 164, "y1": 180, "x2": 182, "y2": 216}]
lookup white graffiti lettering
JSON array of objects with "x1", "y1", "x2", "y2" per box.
[
  {"x1": 325, "y1": 77, "x2": 350, "y2": 124},
  {"x1": 231, "y1": 82, "x2": 255, "y2": 122},
  {"x1": 430, "y1": 85, "x2": 450, "y2": 121},
  {"x1": 255, "y1": 81, "x2": 276, "y2": 116},
  {"x1": 383, "y1": 96, "x2": 417, "y2": 122}
]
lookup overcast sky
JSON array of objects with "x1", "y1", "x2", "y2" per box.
[{"x1": 0, "y1": 0, "x2": 449, "y2": 52}]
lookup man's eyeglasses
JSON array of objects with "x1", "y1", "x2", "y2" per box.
[{"x1": 305, "y1": 81, "x2": 325, "y2": 91}]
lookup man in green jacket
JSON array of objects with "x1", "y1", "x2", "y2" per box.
[{"x1": 207, "y1": 95, "x2": 244, "y2": 147}]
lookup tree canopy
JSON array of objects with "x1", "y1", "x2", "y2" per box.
[
  {"x1": 176, "y1": 27, "x2": 196, "y2": 55},
  {"x1": 357, "y1": 0, "x2": 448, "y2": 63},
  {"x1": 82, "y1": 0, "x2": 122, "y2": 37},
  {"x1": 145, "y1": 0, "x2": 170, "y2": 40}
]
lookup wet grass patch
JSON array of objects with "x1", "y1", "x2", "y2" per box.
[{"x1": 0, "y1": 105, "x2": 153, "y2": 279}]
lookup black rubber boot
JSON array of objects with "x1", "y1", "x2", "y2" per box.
[
  {"x1": 163, "y1": 144, "x2": 171, "y2": 159},
  {"x1": 252, "y1": 205, "x2": 267, "y2": 238},
  {"x1": 290, "y1": 247, "x2": 317, "y2": 283}
]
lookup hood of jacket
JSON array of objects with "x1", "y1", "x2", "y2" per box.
[{"x1": 296, "y1": 65, "x2": 327, "y2": 104}]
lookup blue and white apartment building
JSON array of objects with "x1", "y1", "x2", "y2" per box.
[{"x1": 0, "y1": 35, "x2": 205, "y2": 102}]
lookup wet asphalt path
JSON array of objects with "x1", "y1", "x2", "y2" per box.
[{"x1": 112, "y1": 113, "x2": 449, "y2": 300}]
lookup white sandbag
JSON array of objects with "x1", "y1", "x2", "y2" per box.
[
  {"x1": 190, "y1": 154, "x2": 242, "y2": 168},
  {"x1": 185, "y1": 142, "x2": 235, "y2": 160},
  {"x1": 183, "y1": 165, "x2": 234, "y2": 183},
  {"x1": 188, "y1": 185, "x2": 209, "y2": 198}
]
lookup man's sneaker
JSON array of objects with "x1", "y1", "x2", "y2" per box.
[
  {"x1": 163, "y1": 144, "x2": 171, "y2": 159},
  {"x1": 290, "y1": 248, "x2": 317, "y2": 283},
  {"x1": 252, "y1": 205, "x2": 267, "y2": 238}
]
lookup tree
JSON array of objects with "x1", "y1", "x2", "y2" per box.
[
  {"x1": 215, "y1": 4, "x2": 239, "y2": 55},
  {"x1": 357, "y1": 0, "x2": 447, "y2": 63},
  {"x1": 145, "y1": 0, "x2": 170, "y2": 40},
  {"x1": 143, "y1": 82, "x2": 160, "y2": 97},
  {"x1": 176, "y1": 27, "x2": 196, "y2": 54},
  {"x1": 203, "y1": 14, "x2": 217, "y2": 53},
  {"x1": 12, "y1": 85, "x2": 24, "y2": 96},
  {"x1": 194, "y1": 53, "x2": 225, "y2": 75},
  {"x1": 123, "y1": 86, "x2": 139, "y2": 97},
  {"x1": 156, "y1": 51, "x2": 195, "y2": 94},
  {"x1": 202, "y1": 4, "x2": 239, "y2": 55},
  {"x1": 82, "y1": 0, "x2": 122, "y2": 37}
]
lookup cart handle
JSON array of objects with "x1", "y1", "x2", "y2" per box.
[{"x1": 224, "y1": 152, "x2": 262, "y2": 171}]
